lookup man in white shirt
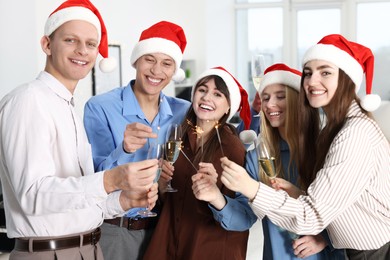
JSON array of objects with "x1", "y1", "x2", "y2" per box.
[{"x1": 0, "y1": 1, "x2": 158, "y2": 259}]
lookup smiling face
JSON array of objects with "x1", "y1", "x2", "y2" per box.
[
  {"x1": 303, "y1": 60, "x2": 339, "y2": 109},
  {"x1": 192, "y1": 77, "x2": 230, "y2": 125},
  {"x1": 260, "y1": 84, "x2": 287, "y2": 130},
  {"x1": 41, "y1": 20, "x2": 99, "y2": 93},
  {"x1": 133, "y1": 53, "x2": 176, "y2": 98}
]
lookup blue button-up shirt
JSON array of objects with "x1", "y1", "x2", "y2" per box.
[{"x1": 84, "y1": 80, "x2": 191, "y2": 217}]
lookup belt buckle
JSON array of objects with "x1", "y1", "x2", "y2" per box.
[
  {"x1": 128, "y1": 217, "x2": 138, "y2": 229},
  {"x1": 90, "y1": 230, "x2": 98, "y2": 245}
]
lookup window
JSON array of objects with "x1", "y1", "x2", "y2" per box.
[
  {"x1": 297, "y1": 8, "x2": 340, "y2": 67},
  {"x1": 236, "y1": 7, "x2": 283, "y2": 99},
  {"x1": 357, "y1": 2, "x2": 390, "y2": 99},
  {"x1": 236, "y1": 0, "x2": 390, "y2": 101}
]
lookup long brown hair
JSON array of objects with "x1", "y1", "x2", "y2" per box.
[
  {"x1": 298, "y1": 69, "x2": 371, "y2": 190},
  {"x1": 181, "y1": 75, "x2": 237, "y2": 165},
  {"x1": 259, "y1": 86, "x2": 299, "y2": 183}
]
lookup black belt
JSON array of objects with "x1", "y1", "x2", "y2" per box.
[
  {"x1": 104, "y1": 217, "x2": 157, "y2": 230},
  {"x1": 14, "y1": 228, "x2": 101, "y2": 252}
]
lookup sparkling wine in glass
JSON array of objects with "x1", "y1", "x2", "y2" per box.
[
  {"x1": 251, "y1": 54, "x2": 266, "y2": 91},
  {"x1": 256, "y1": 134, "x2": 298, "y2": 239},
  {"x1": 164, "y1": 124, "x2": 182, "y2": 192},
  {"x1": 137, "y1": 142, "x2": 164, "y2": 217},
  {"x1": 256, "y1": 134, "x2": 277, "y2": 179}
]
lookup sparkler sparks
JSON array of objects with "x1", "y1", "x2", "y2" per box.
[{"x1": 187, "y1": 119, "x2": 204, "y2": 154}]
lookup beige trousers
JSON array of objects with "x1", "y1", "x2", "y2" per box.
[{"x1": 9, "y1": 243, "x2": 103, "y2": 260}]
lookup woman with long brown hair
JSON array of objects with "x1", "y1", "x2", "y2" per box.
[
  {"x1": 144, "y1": 67, "x2": 251, "y2": 260},
  {"x1": 220, "y1": 34, "x2": 390, "y2": 259}
]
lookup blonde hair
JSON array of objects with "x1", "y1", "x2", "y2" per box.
[{"x1": 259, "y1": 86, "x2": 299, "y2": 185}]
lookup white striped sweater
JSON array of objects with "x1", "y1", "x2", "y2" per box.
[{"x1": 250, "y1": 101, "x2": 390, "y2": 250}]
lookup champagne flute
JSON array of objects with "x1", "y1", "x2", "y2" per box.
[
  {"x1": 251, "y1": 54, "x2": 266, "y2": 91},
  {"x1": 137, "y1": 142, "x2": 164, "y2": 217},
  {"x1": 256, "y1": 135, "x2": 299, "y2": 239},
  {"x1": 256, "y1": 134, "x2": 276, "y2": 180},
  {"x1": 164, "y1": 124, "x2": 182, "y2": 192}
]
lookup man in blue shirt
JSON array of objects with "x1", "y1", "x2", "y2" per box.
[{"x1": 84, "y1": 21, "x2": 190, "y2": 260}]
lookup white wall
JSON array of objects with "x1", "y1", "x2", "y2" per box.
[
  {"x1": 0, "y1": 2, "x2": 263, "y2": 258},
  {"x1": 0, "y1": 0, "x2": 236, "y2": 116},
  {"x1": 0, "y1": 0, "x2": 41, "y2": 98}
]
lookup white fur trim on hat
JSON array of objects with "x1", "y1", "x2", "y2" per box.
[
  {"x1": 302, "y1": 44, "x2": 363, "y2": 92},
  {"x1": 259, "y1": 70, "x2": 301, "y2": 94},
  {"x1": 130, "y1": 37, "x2": 183, "y2": 73},
  {"x1": 44, "y1": 6, "x2": 101, "y2": 41},
  {"x1": 192, "y1": 68, "x2": 241, "y2": 121}
]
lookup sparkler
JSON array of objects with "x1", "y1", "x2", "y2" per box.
[
  {"x1": 180, "y1": 148, "x2": 198, "y2": 171},
  {"x1": 187, "y1": 119, "x2": 204, "y2": 154},
  {"x1": 214, "y1": 120, "x2": 224, "y2": 157},
  {"x1": 197, "y1": 126, "x2": 204, "y2": 155}
]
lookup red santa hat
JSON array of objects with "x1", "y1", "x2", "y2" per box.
[
  {"x1": 130, "y1": 21, "x2": 187, "y2": 82},
  {"x1": 302, "y1": 34, "x2": 380, "y2": 111},
  {"x1": 259, "y1": 63, "x2": 302, "y2": 94},
  {"x1": 44, "y1": 0, "x2": 116, "y2": 73},
  {"x1": 192, "y1": 66, "x2": 251, "y2": 130}
]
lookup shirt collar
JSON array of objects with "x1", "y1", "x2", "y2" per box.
[
  {"x1": 122, "y1": 80, "x2": 173, "y2": 118},
  {"x1": 38, "y1": 71, "x2": 75, "y2": 106}
]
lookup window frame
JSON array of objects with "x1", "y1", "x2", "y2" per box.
[{"x1": 235, "y1": 0, "x2": 390, "y2": 100}]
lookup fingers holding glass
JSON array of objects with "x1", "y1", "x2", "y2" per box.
[{"x1": 137, "y1": 143, "x2": 164, "y2": 217}]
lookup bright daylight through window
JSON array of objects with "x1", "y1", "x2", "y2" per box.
[{"x1": 236, "y1": 0, "x2": 390, "y2": 102}]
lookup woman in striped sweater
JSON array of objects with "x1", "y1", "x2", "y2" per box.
[{"x1": 220, "y1": 34, "x2": 390, "y2": 259}]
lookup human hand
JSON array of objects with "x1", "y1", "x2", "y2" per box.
[
  {"x1": 220, "y1": 157, "x2": 259, "y2": 200},
  {"x1": 197, "y1": 162, "x2": 218, "y2": 183},
  {"x1": 157, "y1": 160, "x2": 174, "y2": 194},
  {"x1": 292, "y1": 235, "x2": 327, "y2": 258},
  {"x1": 191, "y1": 162, "x2": 219, "y2": 204},
  {"x1": 252, "y1": 92, "x2": 262, "y2": 114},
  {"x1": 271, "y1": 178, "x2": 304, "y2": 199},
  {"x1": 104, "y1": 159, "x2": 158, "y2": 193},
  {"x1": 146, "y1": 183, "x2": 159, "y2": 210},
  {"x1": 159, "y1": 160, "x2": 174, "y2": 181},
  {"x1": 123, "y1": 122, "x2": 158, "y2": 153},
  {"x1": 119, "y1": 182, "x2": 158, "y2": 211},
  {"x1": 192, "y1": 172, "x2": 225, "y2": 209}
]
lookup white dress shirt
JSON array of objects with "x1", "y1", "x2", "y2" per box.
[
  {"x1": 250, "y1": 102, "x2": 390, "y2": 250},
  {"x1": 0, "y1": 71, "x2": 124, "y2": 238}
]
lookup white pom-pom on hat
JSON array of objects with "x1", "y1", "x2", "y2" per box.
[
  {"x1": 361, "y1": 94, "x2": 381, "y2": 112},
  {"x1": 172, "y1": 68, "x2": 186, "y2": 83},
  {"x1": 99, "y1": 56, "x2": 117, "y2": 73},
  {"x1": 239, "y1": 130, "x2": 258, "y2": 151},
  {"x1": 239, "y1": 130, "x2": 257, "y2": 144}
]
